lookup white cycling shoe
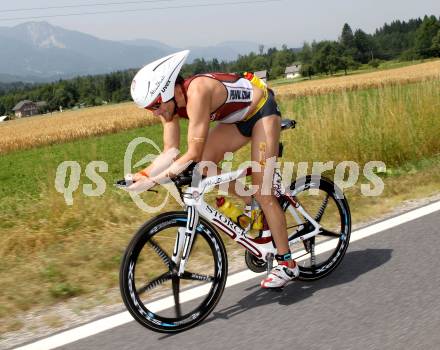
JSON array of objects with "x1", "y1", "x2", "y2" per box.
[{"x1": 260, "y1": 261, "x2": 299, "y2": 289}]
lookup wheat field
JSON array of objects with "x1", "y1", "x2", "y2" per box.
[
  {"x1": 274, "y1": 60, "x2": 440, "y2": 97},
  {"x1": 0, "y1": 102, "x2": 155, "y2": 154}
]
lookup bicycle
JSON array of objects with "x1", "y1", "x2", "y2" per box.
[{"x1": 118, "y1": 119, "x2": 351, "y2": 333}]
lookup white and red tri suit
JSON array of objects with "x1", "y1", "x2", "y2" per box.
[{"x1": 176, "y1": 73, "x2": 256, "y2": 123}]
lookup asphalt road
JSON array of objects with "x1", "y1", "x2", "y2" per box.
[{"x1": 58, "y1": 211, "x2": 440, "y2": 350}]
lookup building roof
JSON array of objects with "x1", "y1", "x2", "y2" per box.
[
  {"x1": 12, "y1": 100, "x2": 34, "y2": 111},
  {"x1": 254, "y1": 70, "x2": 267, "y2": 78},
  {"x1": 0, "y1": 115, "x2": 8, "y2": 122},
  {"x1": 285, "y1": 65, "x2": 301, "y2": 74}
]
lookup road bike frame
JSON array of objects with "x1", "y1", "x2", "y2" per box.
[{"x1": 173, "y1": 166, "x2": 322, "y2": 276}]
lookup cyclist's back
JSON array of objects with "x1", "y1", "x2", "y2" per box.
[{"x1": 176, "y1": 72, "x2": 267, "y2": 124}]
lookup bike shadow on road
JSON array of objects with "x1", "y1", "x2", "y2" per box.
[
  {"x1": 157, "y1": 248, "x2": 392, "y2": 340},
  {"x1": 204, "y1": 248, "x2": 392, "y2": 324}
]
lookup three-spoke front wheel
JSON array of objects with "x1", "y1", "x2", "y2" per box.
[{"x1": 119, "y1": 212, "x2": 227, "y2": 333}]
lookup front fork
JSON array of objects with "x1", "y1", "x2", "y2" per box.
[
  {"x1": 173, "y1": 205, "x2": 198, "y2": 276},
  {"x1": 171, "y1": 227, "x2": 186, "y2": 266}
]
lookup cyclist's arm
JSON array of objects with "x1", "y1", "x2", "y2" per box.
[
  {"x1": 150, "y1": 80, "x2": 210, "y2": 181},
  {"x1": 134, "y1": 115, "x2": 180, "y2": 179},
  {"x1": 161, "y1": 114, "x2": 180, "y2": 152}
]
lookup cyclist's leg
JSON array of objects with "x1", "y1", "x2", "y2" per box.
[
  {"x1": 251, "y1": 115, "x2": 298, "y2": 278},
  {"x1": 201, "y1": 122, "x2": 251, "y2": 201},
  {"x1": 202, "y1": 122, "x2": 249, "y2": 162}
]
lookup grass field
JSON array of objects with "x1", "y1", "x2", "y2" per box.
[
  {"x1": 278, "y1": 79, "x2": 440, "y2": 167},
  {"x1": 1, "y1": 69, "x2": 440, "y2": 335}
]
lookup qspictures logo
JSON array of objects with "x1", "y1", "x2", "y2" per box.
[{"x1": 54, "y1": 137, "x2": 386, "y2": 213}]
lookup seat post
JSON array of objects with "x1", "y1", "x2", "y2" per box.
[{"x1": 278, "y1": 142, "x2": 284, "y2": 158}]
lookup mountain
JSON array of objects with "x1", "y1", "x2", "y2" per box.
[
  {"x1": 0, "y1": 22, "x2": 172, "y2": 81},
  {"x1": 187, "y1": 41, "x2": 260, "y2": 61},
  {"x1": 0, "y1": 22, "x2": 260, "y2": 82},
  {"x1": 121, "y1": 39, "x2": 261, "y2": 60},
  {"x1": 120, "y1": 38, "x2": 176, "y2": 52},
  {"x1": 122, "y1": 39, "x2": 260, "y2": 61}
]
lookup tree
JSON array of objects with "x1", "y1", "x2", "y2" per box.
[
  {"x1": 399, "y1": 48, "x2": 418, "y2": 61},
  {"x1": 211, "y1": 58, "x2": 221, "y2": 71},
  {"x1": 231, "y1": 53, "x2": 257, "y2": 72},
  {"x1": 431, "y1": 29, "x2": 440, "y2": 56},
  {"x1": 354, "y1": 29, "x2": 376, "y2": 63},
  {"x1": 1, "y1": 94, "x2": 18, "y2": 114},
  {"x1": 339, "y1": 55, "x2": 359, "y2": 75},
  {"x1": 270, "y1": 48, "x2": 296, "y2": 78},
  {"x1": 312, "y1": 41, "x2": 343, "y2": 75},
  {"x1": 300, "y1": 63, "x2": 314, "y2": 79},
  {"x1": 251, "y1": 56, "x2": 268, "y2": 72},
  {"x1": 299, "y1": 42, "x2": 313, "y2": 64},
  {"x1": 267, "y1": 47, "x2": 278, "y2": 56},
  {"x1": 192, "y1": 58, "x2": 208, "y2": 74},
  {"x1": 340, "y1": 23, "x2": 355, "y2": 49},
  {"x1": 103, "y1": 74, "x2": 121, "y2": 101},
  {"x1": 415, "y1": 16, "x2": 440, "y2": 57},
  {"x1": 339, "y1": 23, "x2": 358, "y2": 64},
  {"x1": 369, "y1": 58, "x2": 381, "y2": 68},
  {"x1": 327, "y1": 45, "x2": 343, "y2": 74},
  {"x1": 270, "y1": 64, "x2": 284, "y2": 78},
  {"x1": 258, "y1": 44, "x2": 265, "y2": 55},
  {"x1": 372, "y1": 18, "x2": 423, "y2": 59},
  {"x1": 51, "y1": 87, "x2": 73, "y2": 109}
]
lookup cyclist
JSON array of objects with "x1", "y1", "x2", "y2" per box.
[{"x1": 129, "y1": 50, "x2": 298, "y2": 288}]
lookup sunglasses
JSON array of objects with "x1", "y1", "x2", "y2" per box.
[{"x1": 145, "y1": 95, "x2": 162, "y2": 111}]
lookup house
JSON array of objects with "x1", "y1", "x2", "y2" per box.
[
  {"x1": 285, "y1": 64, "x2": 302, "y2": 79},
  {"x1": 254, "y1": 70, "x2": 268, "y2": 83},
  {"x1": 12, "y1": 100, "x2": 38, "y2": 118},
  {"x1": 12, "y1": 100, "x2": 47, "y2": 117}
]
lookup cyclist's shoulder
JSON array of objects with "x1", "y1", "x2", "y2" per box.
[
  {"x1": 185, "y1": 76, "x2": 210, "y2": 96},
  {"x1": 186, "y1": 72, "x2": 241, "y2": 86},
  {"x1": 185, "y1": 74, "x2": 221, "y2": 97}
]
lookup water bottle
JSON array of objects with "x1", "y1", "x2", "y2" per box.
[
  {"x1": 249, "y1": 197, "x2": 264, "y2": 230},
  {"x1": 216, "y1": 197, "x2": 250, "y2": 228}
]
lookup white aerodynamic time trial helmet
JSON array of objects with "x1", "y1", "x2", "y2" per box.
[{"x1": 131, "y1": 50, "x2": 190, "y2": 110}]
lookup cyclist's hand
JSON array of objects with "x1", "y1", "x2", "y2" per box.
[
  {"x1": 133, "y1": 170, "x2": 148, "y2": 182},
  {"x1": 126, "y1": 176, "x2": 155, "y2": 193}
]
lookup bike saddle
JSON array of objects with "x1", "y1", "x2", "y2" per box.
[{"x1": 280, "y1": 119, "x2": 296, "y2": 131}]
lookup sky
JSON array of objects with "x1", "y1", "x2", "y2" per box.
[{"x1": 1, "y1": 0, "x2": 440, "y2": 47}]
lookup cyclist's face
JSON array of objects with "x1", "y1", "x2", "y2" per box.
[{"x1": 152, "y1": 100, "x2": 175, "y2": 120}]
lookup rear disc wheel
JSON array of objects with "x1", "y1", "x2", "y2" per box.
[{"x1": 282, "y1": 176, "x2": 351, "y2": 281}]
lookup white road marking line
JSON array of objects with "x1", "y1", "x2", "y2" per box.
[{"x1": 15, "y1": 200, "x2": 440, "y2": 350}]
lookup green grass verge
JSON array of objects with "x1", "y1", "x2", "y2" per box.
[{"x1": 0, "y1": 122, "x2": 190, "y2": 201}]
